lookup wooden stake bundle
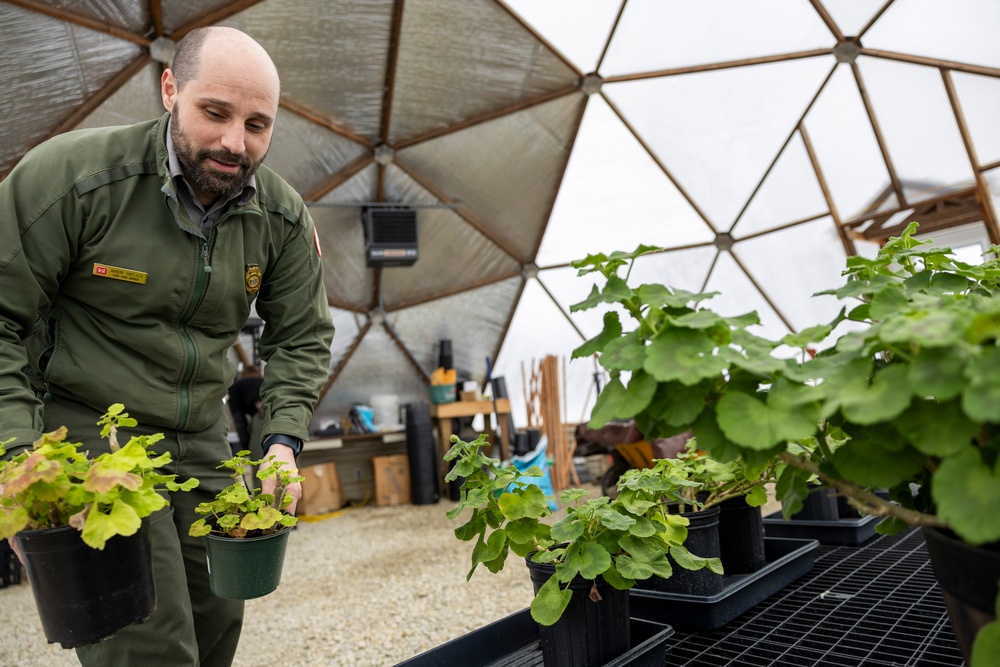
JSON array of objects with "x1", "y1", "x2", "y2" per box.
[{"x1": 539, "y1": 355, "x2": 579, "y2": 491}]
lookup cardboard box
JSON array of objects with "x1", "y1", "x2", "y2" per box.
[
  {"x1": 372, "y1": 454, "x2": 411, "y2": 506},
  {"x1": 297, "y1": 462, "x2": 344, "y2": 515}
]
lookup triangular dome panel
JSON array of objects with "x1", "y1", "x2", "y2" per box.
[
  {"x1": 77, "y1": 63, "x2": 164, "y2": 130},
  {"x1": 601, "y1": 1, "x2": 833, "y2": 76},
  {"x1": 503, "y1": 0, "x2": 621, "y2": 74},
  {"x1": 604, "y1": 57, "x2": 833, "y2": 228},
  {"x1": 822, "y1": 0, "x2": 890, "y2": 37},
  {"x1": 703, "y1": 251, "x2": 791, "y2": 339},
  {"x1": 222, "y1": 0, "x2": 395, "y2": 142},
  {"x1": 315, "y1": 323, "x2": 428, "y2": 425},
  {"x1": 398, "y1": 93, "x2": 586, "y2": 261},
  {"x1": 732, "y1": 217, "x2": 848, "y2": 332},
  {"x1": 864, "y1": 0, "x2": 1000, "y2": 69},
  {"x1": 802, "y1": 64, "x2": 898, "y2": 221},
  {"x1": 388, "y1": 277, "x2": 522, "y2": 383},
  {"x1": 858, "y1": 56, "x2": 975, "y2": 198},
  {"x1": 732, "y1": 131, "x2": 829, "y2": 238},
  {"x1": 388, "y1": 0, "x2": 579, "y2": 143},
  {"x1": 1, "y1": 6, "x2": 144, "y2": 174},
  {"x1": 265, "y1": 112, "x2": 370, "y2": 195},
  {"x1": 536, "y1": 95, "x2": 713, "y2": 267},
  {"x1": 952, "y1": 72, "x2": 1000, "y2": 167},
  {"x1": 381, "y1": 167, "x2": 520, "y2": 308},
  {"x1": 495, "y1": 279, "x2": 595, "y2": 427}
]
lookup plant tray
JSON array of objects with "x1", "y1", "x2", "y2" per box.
[
  {"x1": 394, "y1": 609, "x2": 674, "y2": 667},
  {"x1": 629, "y1": 537, "x2": 818, "y2": 631},
  {"x1": 762, "y1": 511, "x2": 879, "y2": 545}
]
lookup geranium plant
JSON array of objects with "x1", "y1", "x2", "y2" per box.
[
  {"x1": 445, "y1": 433, "x2": 718, "y2": 626},
  {"x1": 572, "y1": 225, "x2": 1000, "y2": 663},
  {"x1": 189, "y1": 450, "x2": 300, "y2": 538},
  {"x1": 0, "y1": 403, "x2": 199, "y2": 549}
]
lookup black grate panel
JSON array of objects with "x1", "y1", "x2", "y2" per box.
[{"x1": 663, "y1": 529, "x2": 965, "y2": 666}]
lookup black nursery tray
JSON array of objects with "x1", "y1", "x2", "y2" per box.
[
  {"x1": 763, "y1": 511, "x2": 879, "y2": 545},
  {"x1": 394, "y1": 608, "x2": 674, "y2": 667},
  {"x1": 629, "y1": 537, "x2": 818, "y2": 631}
]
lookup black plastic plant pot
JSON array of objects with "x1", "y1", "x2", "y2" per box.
[
  {"x1": 922, "y1": 526, "x2": 1000, "y2": 664},
  {"x1": 640, "y1": 504, "x2": 723, "y2": 597},
  {"x1": 16, "y1": 519, "x2": 155, "y2": 648},
  {"x1": 791, "y1": 485, "x2": 839, "y2": 521},
  {"x1": 205, "y1": 527, "x2": 291, "y2": 600},
  {"x1": 525, "y1": 552, "x2": 630, "y2": 667},
  {"x1": 718, "y1": 497, "x2": 766, "y2": 575}
]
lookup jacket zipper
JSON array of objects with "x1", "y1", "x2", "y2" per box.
[{"x1": 177, "y1": 232, "x2": 214, "y2": 429}]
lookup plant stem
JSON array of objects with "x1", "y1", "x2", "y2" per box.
[
  {"x1": 108, "y1": 422, "x2": 119, "y2": 452},
  {"x1": 778, "y1": 452, "x2": 948, "y2": 528}
]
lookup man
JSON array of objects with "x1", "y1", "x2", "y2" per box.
[
  {"x1": 228, "y1": 364, "x2": 264, "y2": 456},
  {"x1": 0, "y1": 27, "x2": 334, "y2": 666}
]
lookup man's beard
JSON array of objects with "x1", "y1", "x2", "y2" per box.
[{"x1": 170, "y1": 108, "x2": 264, "y2": 202}]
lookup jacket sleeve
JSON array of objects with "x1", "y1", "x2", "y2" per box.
[
  {"x1": 254, "y1": 204, "x2": 335, "y2": 444},
  {"x1": 0, "y1": 150, "x2": 80, "y2": 453}
]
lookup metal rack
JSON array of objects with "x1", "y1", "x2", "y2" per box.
[{"x1": 663, "y1": 529, "x2": 964, "y2": 666}]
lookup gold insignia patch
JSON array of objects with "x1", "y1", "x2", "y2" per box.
[
  {"x1": 245, "y1": 264, "x2": 262, "y2": 294},
  {"x1": 93, "y1": 263, "x2": 148, "y2": 285}
]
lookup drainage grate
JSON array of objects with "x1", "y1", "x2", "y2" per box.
[{"x1": 664, "y1": 529, "x2": 965, "y2": 666}]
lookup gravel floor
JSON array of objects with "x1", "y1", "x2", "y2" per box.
[{"x1": 0, "y1": 486, "x2": 598, "y2": 667}]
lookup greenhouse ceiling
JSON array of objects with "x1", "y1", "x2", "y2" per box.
[{"x1": 2, "y1": 0, "x2": 999, "y2": 429}]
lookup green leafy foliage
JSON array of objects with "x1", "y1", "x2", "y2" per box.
[
  {"x1": 0, "y1": 405, "x2": 199, "y2": 550},
  {"x1": 576, "y1": 228, "x2": 1000, "y2": 664},
  {"x1": 445, "y1": 433, "x2": 715, "y2": 626},
  {"x1": 189, "y1": 451, "x2": 301, "y2": 539}
]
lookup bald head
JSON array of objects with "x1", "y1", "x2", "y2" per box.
[{"x1": 171, "y1": 27, "x2": 280, "y2": 96}]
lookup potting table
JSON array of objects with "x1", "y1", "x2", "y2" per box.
[{"x1": 662, "y1": 527, "x2": 966, "y2": 666}]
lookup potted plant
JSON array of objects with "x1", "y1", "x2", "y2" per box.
[
  {"x1": 445, "y1": 433, "x2": 718, "y2": 666},
  {"x1": 188, "y1": 449, "x2": 301, "y2": 600},
  {"x1": 0, "y1": 404, "x2": 199, "y2": 647},
  {"x1": 622, "y1": 439, "x2": 777, "y2": 580},
  {"x1": 570, "y1": 226, "x2": 1000, "y2": 665}
]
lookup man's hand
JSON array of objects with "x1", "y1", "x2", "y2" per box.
[{"x1": 261, "y1": 444, "x2": 301, "y2": 515}]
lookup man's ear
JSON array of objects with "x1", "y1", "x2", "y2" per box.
[{"x1": 161, "y1": 69, "x2": 177, "y2": 112}]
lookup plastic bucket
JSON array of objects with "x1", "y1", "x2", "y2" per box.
[
  {"x1": 16, "y1": 520, "x2": 155, "y2": 648},
  {"x1": 205, "y1": 527, "x2": 291, "y2": 600}
]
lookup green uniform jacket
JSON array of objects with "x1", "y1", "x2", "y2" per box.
[{"x1": 0, "y1": 114, "x2": 335, "y2": 452}]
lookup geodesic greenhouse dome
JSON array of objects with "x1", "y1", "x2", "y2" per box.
[{"x1": 3, "y1": 0, "x2": 999, "y2": 431}]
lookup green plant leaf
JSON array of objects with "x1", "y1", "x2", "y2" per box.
[
  {"x1": 562, "y1": 542, "x2": 612, "y2": 581},
  {"x1": 869, "y1": 285, "x2": 908, "y2": 320},
  {"x1": 626, "y1": 515, "x2": 657, "y2": 538},
  {"x1": 601, "y1": 563, "x2": 637, "y2": 590},
  {"x1": 970, "y1": 590, "x2": 1000, "y2": 667},
  {"x1": 874, "y1": 516, "x2": 909, "y2": 536},
  {"x1": 498, "y1": 485, "x2": 550, "y2": 520},
  {"x1": 599, "y1": 331, "x2": 646, "y2": 371},
  {"x1": 745, "y1": 485, "x2": 768, "y2": 507},
  {"x1": 530, "y1": 575, "x2": 573, "y2": 627},
  {"x1": 505, "y1": 517, "x2": 540, "y2": 544},
  {"x1": 933, "y1": 449, "x2": 1000, "y2": 545},
  {"x1": 716, "y1": 391, "x2": 819, "y2": 451},
  {"x1": 572, "y1": 311, "x2": 623, "y2": 358},
  {"x1": 881, "y1": 309, "x2": 965, "y2": 348},
  {"x1": 646, "y1": 382, "x2": 706, "y2": 427},
  {"x1": 82, "y1": 499, "x2": 141, "y2": 550},
  {"x1": 644, "y1": 328, "x2": 727, "y2": 386},
  {"x1": 588, "y1": 372, "x2": 657, "y2": 428},
  {"x1": 961, "y1": 347, "x2": 1000, "y2": 423},
  {"x1": 908, "y1": 347, "x2": 969, "y2": 400},
  {"x1": 839, "y1": 364, "x2": 913, "y2": 425},
  {"x1": 669, "y1": 544, "x2": 723, "y2": 574},
  {"x1": 830, "y1": 437, "x2": 925, "y2": 488},
  {"x1": 896, "y1": 400, "x2": 980, "y2": 457},
  {"x1": 454, "y1": 511, "x2": 486, "y2": 541},
  {"x1": 550, "y1": 515, "x2": 585, "y2": 543}
]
